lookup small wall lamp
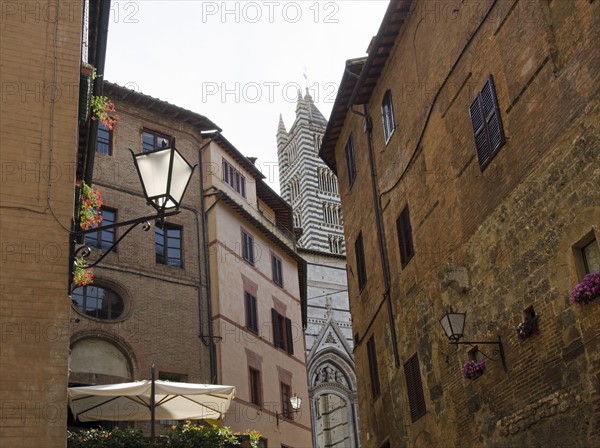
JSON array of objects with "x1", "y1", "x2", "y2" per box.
[
  {"x1": 276, "y1": 394, "x2": 302, "y2": 427},
  {"x1": 439, "y1": 310, "x2": 508, "y2": 373}
]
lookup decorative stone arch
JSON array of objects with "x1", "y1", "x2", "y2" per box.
[{"x1": 69, "y1": 331, "x2": 137, "y2": 385}]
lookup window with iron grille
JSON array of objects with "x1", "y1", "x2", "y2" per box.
[
  {"x1": 96, "y1": 122, "x2": 112, "y2": 155},
  {"x1": 222, "y1": 159, "x2": 246, "y2": 197},
  {"x1": 367, "y1": 335, "x2": 380, "y2": 398},
  {"x1": 404, "y1": 353, "x2": 426, "y2": 422},
  {"x1": 469, "y1": 75, "x2": 506, "y2": 169},
  {"x1": 345, "y1": 134, "x2": 357, "y2": 187},
  {"x1": 85, "y1": 207, "x2": 117, "y2": 251},
  {"x1": 242, "y1": 230, "x2": 254, "y2": 264},
  {"x1": 355, "y1": 232, "x2": 367, "y2": 290},
  {"x1": 280, "y1": 382, "x2": 293, "y2": 420},
  {"x1": 272, "y1": 309, "x2": 293, "y2": 355},
  {"x1": 396, "y1": 205, "x2": 414, "y2": 268},
  {"x1": 155, "y1": 222, "x2": 182, "y2": 267},
  {"x1": 249, "y1": 368, "x2": 262, "y2": 406},
  {"x1": 245, "y1": 292, "x2": 258, "y2": 333},
  {"x1": 381, "y1": 89, "x2": 395, "y2": 143},
  {"x1": 142, "y1": 129, "x2": 171, "y2": 153}
]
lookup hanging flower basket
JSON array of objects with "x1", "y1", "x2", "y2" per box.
[
  {"x1": 90, "y1": 95, "x2": 119, "y2": 130},
  {"x1": 79, "y1": 182, "x2": 103, "y2": 230},
  {"x1": 516, "y1": 315, "x2": 540, "y2": 341},
  {"x1": 570, "y1": 271, "x2": 600, "y2": 305},
  {"x1": 461, "y1": 359, "x2": 486, "y2": 380},
  {"x1": 73, "y1": 256, "x2": 93, "y2": 286}
]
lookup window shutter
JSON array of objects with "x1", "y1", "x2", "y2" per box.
[
  {"x1": 285, "y1": 318, "x2": 294, "y2": 355},
  {"x1": 470, "y1": 75, "x2": 505, "y2": 169},
  {"x1": 404, "y1": 354, "x2": 426, "y2": 422},
  {"x1": 272, "y1": 309, "x2": 281, "y2": 348}
]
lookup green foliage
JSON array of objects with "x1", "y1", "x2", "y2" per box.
[
  {"x1": 67, "y1": 428, "x2": 147, "y2": 448},
  {"x1": 164, "y1": 421, "x2": 240, "y2": 448}
]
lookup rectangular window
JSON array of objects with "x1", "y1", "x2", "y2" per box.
[
  {"x1": 242, "y1": 230, "x2": 254, "y2": 264},
  {"x1": 582, "y1": 238, "x2": 600, "y2": 274},
  {"x1": 96, "y1": 122, "x2": 112, "y2": 155},
  {"x1": 381, "y1": 89, "x2": 395, "y2": 143},
  {"x1": 222, "y1": 159, "x2": 246, "y2": 197},
  {"x1": 142, "y1": 129, "x2": 171, "y2": 153},
  {"x1": 397, "y1": 205, "x2": 415, "y2": 268},
  {"x1": 345, "y1": 134, "x2": 356, "y2": 187},
  {"x1": 249, "y1": 368, "x2": 262, "y2": 406},
  {"x1": 404, "y1": 353, "x2": 426, "y2": 422},
  {"x1": 85, "y1": 207, "x2": 117, "y2": 251},
  {"x1": 469, "y1": 75, "x2": 506, "y2": 170},
  {"x1": 367, "y1": 336, "x2": 380, "y2": 398},
  {"x1": 272, "y1": 254, "x2": 283, "y2": 287},
  {"x1": 272, "y1": 308, "x2": 293, "y2": 355},
  {"x1": 155, "y1": 223, "x2": 182, "y2": 267},
  {"x1": 245, "y1": 292, "x2": 258, "y2": 333},
  {"x1": 280, "y1": 382, "x2": 292, "y2": 419},
  {"x1": 355, "y1": 232, "x2": 367, "y2": 290}
]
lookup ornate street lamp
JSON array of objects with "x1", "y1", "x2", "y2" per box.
[
  {"x1": 439, "y1": 309, "x2": 508, "y2": 373},
  {"x1": 276, "y1": 393, "x2": 302, "y2": 427},
  {"x1": 68, "y1": 143, "x2": 196, "y2": 291}
]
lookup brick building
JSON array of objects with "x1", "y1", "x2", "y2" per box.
[
  {"x1": 68, "y1": 81, "x2": 219, "y2": 408},
  {"x1": 320, "y1": 1, "x2": 600, "y2": 447},
  {"x1": 204, "y1": 134, "x2": 313, "y2": 446},
  {"x1": 0, "y1": 1, "x2": 110, "y2": 446}
]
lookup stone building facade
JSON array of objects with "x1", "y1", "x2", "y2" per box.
[
  {"x1": 68, "y1": 81, "x2": 218, "y2": 428},
  {"x1": 320, "y1": 1, "x2": 600, "y2": 447},
  {"x1": 278, "y1": 97, "x2": 360, "y2": 446},
  {"x1": 204, "y1": 135, "x2": 312, "y2": 447},
  {"x1": 0, "y1": 1, "x2": 109, "y2": 446}
]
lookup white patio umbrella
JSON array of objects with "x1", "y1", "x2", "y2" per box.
[{"x1": 68, "y1": 371, "x2": 235, "y2": 440}]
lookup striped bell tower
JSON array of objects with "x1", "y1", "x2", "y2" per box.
[{"x1": 277, "y1": 89, "x2": 345, "y2": 254}]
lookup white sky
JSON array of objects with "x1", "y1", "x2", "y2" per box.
[{"x1": 105, "y1": 1, "x2": 390, "y2": 192}]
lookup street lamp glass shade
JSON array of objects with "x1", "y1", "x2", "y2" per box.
[
  {"x1": 439, "y1": 311, "x2": 466, "y2": 341},
  {"x1": 130, "y1": 146, "x2": 196, "y2": 212},
  {"x1": 290, "y1": 394, "x2": 301, "y2": 411}
]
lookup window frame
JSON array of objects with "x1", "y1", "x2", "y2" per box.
[
  {"x1": 280, "y1": 382, "x2": 292, "y2": 419},
  {"x1": 355, "y1": 232, "x2": 367, "y2": 290},
  {"x1": 271, "y1": 253, "x2": 283, "y2": 287},
  {"x1": 381, "y1": 89, "x2": 396, "y2": 143},
  {"x1": 155, "y1": 222, "x2": 183, "y2": 268},
  {"x1": 271, "y1": 308, "x2": 293, "y2": 355},
  {"x1": 404, "y1": 353, "x2": 426, "y2": 422},
  {"x1": 96, "y1": 122, "x2": 112, "y2": 155},
  {"x1": 367, "y1": 335, "x2": 381, "y2": 399},
  {"x1": 249, "y1": 367, "x2": 262, "y2": 407},
  {"x1": 469, "y1": 75, "x2": 506, "y2": 170},
  {"x1": 71, "y1": 285, "x2": 125, "y2": 321},
  {"x1": 582, "y1": 238, "x2": 600, "y2": 274},
  {"x1": 345, "y1": 134, "x2": 357, "y2": 188},
  {"x1": 397, "y1": 205, "x2": 415, "y2": 268},
  {"x1": 245, "y1": 291, "x2": 259, "y2": 333},
  {"x1": 241, "y1": 230, "x2": 255, "y2": 265},
  {"x1": 222, "y1": 158, "x2": 247, "y2": 198},
  {"x1": 85, "y1": 207, "x2": 117, "y2": 251},
  {"x1": 142, "y1": 128, "x2": 171, "y2": 153}
]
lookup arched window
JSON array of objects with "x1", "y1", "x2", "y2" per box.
[{"x1": 71, "y1": 286, "x2": 125, "y2": 320}]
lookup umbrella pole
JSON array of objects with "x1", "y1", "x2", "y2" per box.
[{"x1": 151, "y1": 365, "x2": 156, "y2": 442}]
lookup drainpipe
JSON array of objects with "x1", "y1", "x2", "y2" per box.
[
  {"x1": 198, "y1": 133, "x2": 220, "y2": 383},
  {"x1": 362, "y1": 104, "x2": 400, "y2": 368}
]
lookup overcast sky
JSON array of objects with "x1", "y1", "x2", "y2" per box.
[{"x1": 105, "y1": 1, "x2": 389, "y2": 191}]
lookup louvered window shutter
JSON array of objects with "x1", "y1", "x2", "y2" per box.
[
  {"x1": 404, "y1": 354, "x2": 426, "y2": 422},
  {"x1": 272, "y1": 309, "x2": 281, "y2": 348},
  {"x1": 285, "y1": 318, "x2": 294, "y2": 355},
  {"x1": 470, "y1": 75, "x2": 505, "y2": 169}
]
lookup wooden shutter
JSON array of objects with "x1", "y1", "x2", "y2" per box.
[
  {"x1": 469, "y1": 75, "x2": 505, "y2": 169},
  {"x1": 272, "y1": 309, "x2": 281, "y2": 348},
  {"x1": 404, "y1": 353, "x2": 426, "y2": 422},
  {"x1": 367, "y1": 336, "x2": 380, "y2": 397},
  {"x1": 285, "y1": 317, "x2": 294, "y2": 355},
  {"x1": 397, "y1": 205, "x2": 414, "y2": 267},
  {"x1": 355, "y1": 233, "x2": 367, "y2": 289}
]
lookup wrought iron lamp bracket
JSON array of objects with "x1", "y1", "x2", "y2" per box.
[{"x1": 450, "y1": 336, "x2": 508, "y2": 374}]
